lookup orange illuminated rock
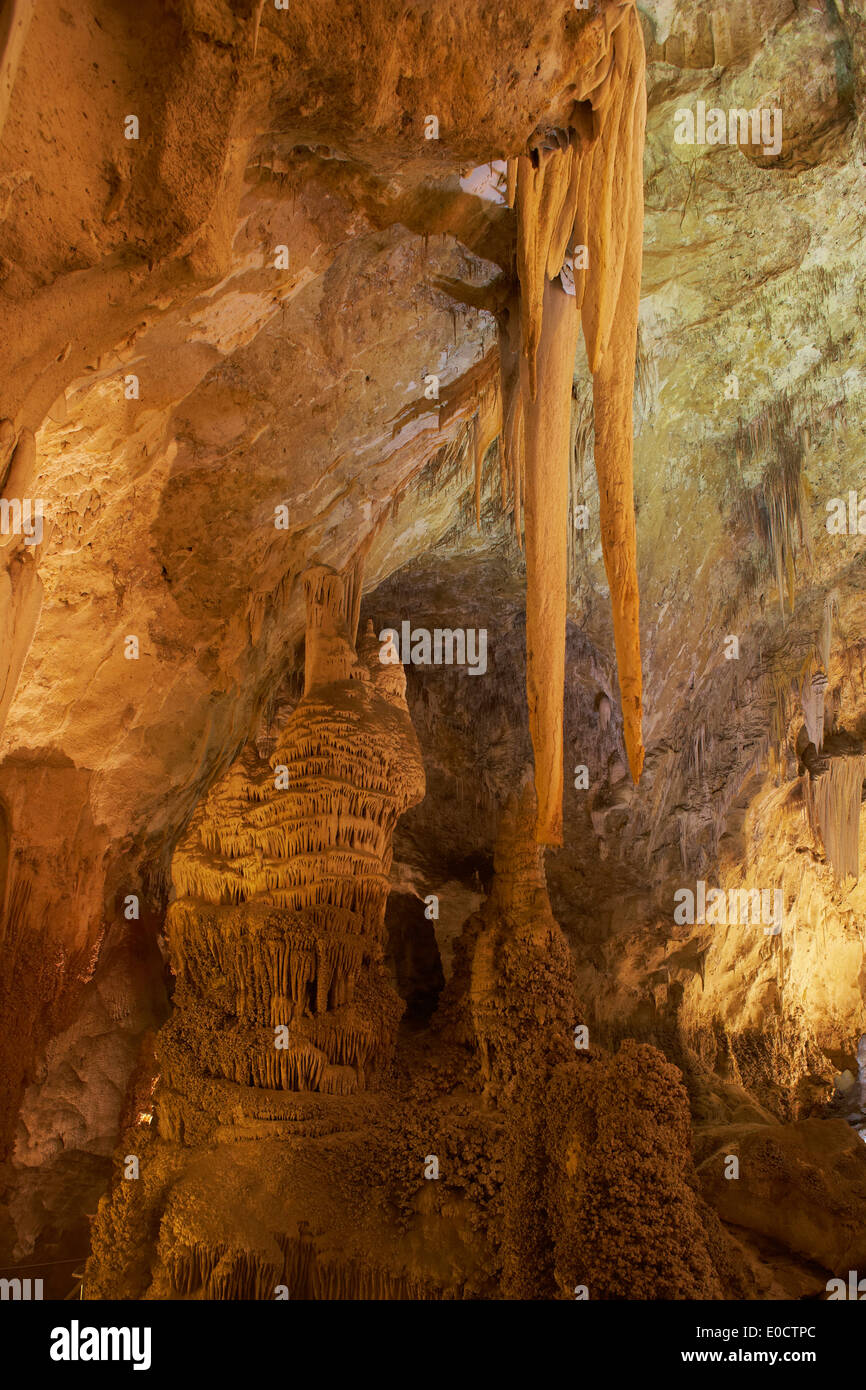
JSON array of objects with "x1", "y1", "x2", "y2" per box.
[
  {"x1": 165, "y1": 565, "x2": 425, "y2": 1094},
  {"x1": 509, "y1": 1, "x2": 646, "y2": 841}
]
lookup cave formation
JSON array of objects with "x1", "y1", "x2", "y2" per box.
[{"x1": 2, "y1": 0, "x2": 866, "y2": 1314}]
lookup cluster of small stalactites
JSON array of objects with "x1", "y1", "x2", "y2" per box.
[
  {"x1": 805, "y1": 753, "x2": 866, "y2": 883},
  {"x1": 161, "y1": 1228, "x2": 431, "y2": 1301},
  {"x1": 168, "y1": 902, "x2": 366, "y2": 1026},
  {"x1": 161, "y1": 981, "x2": 399, "y2": 1097},
  {"x1": 171, "y1": 634, "x2": 423, "y2": 913}
]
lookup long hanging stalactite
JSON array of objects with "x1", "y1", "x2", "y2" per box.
[{"x1": 500, "y1": 1, "x2": 646, "y2": 844}]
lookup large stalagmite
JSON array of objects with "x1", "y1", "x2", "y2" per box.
[
  {"x1": 85, "y1": 566, "x2": 435, "y2": 1298},
  {"x1": 87, "y1": 767, "x2": 725, "y2": 1301},
  {"x1": 164, "y1": 565, "x2": 426, "y2": 1096},
  {"x1": 82, "y1": 586, "x2": 723, "y2": 1301},
  {"x1": 435, "y1": 780, "x2": 721, "y2": 1299},
  {"x1": 506, "y1": 2, "x2": 646, "y2": 843}
]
